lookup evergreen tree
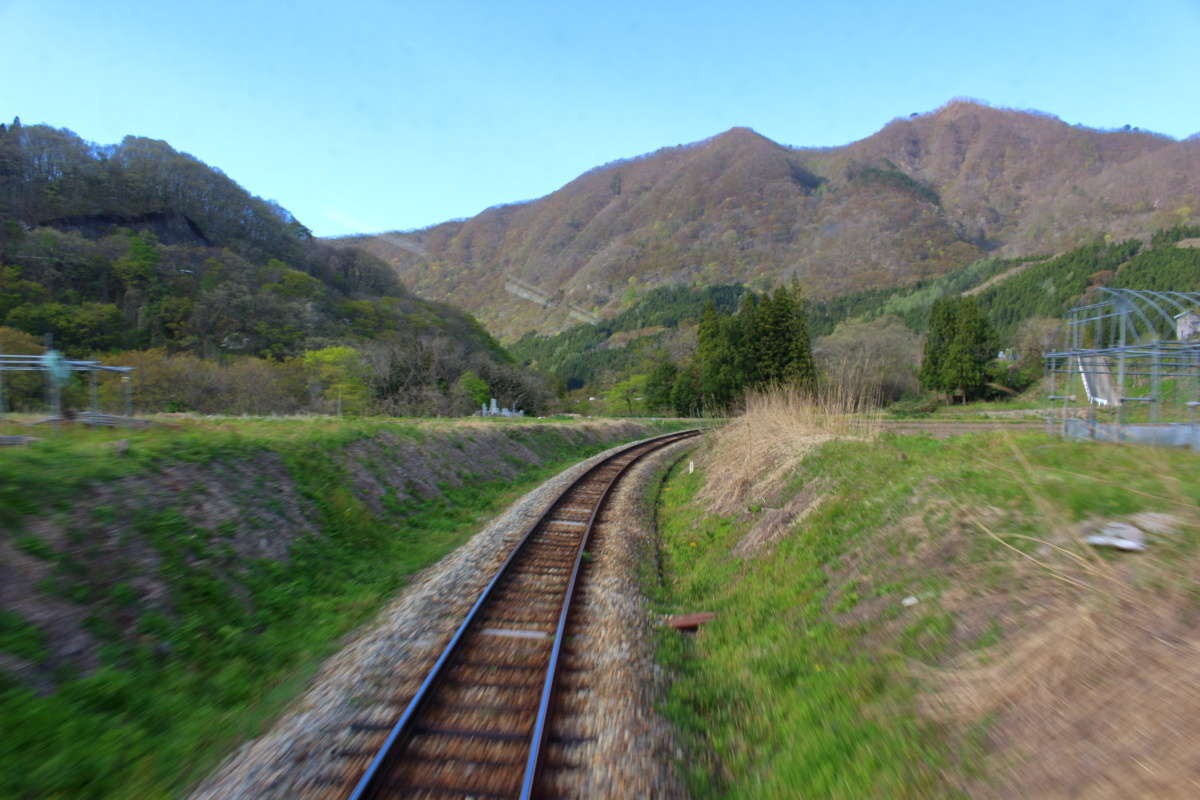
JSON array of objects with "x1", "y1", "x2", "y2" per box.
[
  {"x1": 782, "y1": 280, "x2": 816, "y2": 390},
  {"x1": 941, "y1": 297, "x2": 996, "y2": 401},
  {"x1": 920, "y1": 297, "x2": 996, "y2": 401},
  {"x1": 645, "y1": 360, "x2": 678, "y2": 412},
  {"x1": 754, "y1": 287, "x2": 789, "y2": 383},
  {"x1": 734, "y1": 293, "x2": 765, "y2": 387},
  {"x1": 695, "y1": 301, "x2": 721, "y2": 366},
  {"x1": 670, "y1": 365, "x2": 702, "y2": 416},
  {"x1": 689, "y1": 282, "x2": 818, "y2": 409},
  {"x1": 696, "y1": 301, "x2": 738, "y2": 408},
  {"x1": 919, "y1": 297, "x2": 957, "y2": 393}
]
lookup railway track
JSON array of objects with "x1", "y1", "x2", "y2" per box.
[{"x1": 311, "y1": 429, "x2": 699, "y2": 800}]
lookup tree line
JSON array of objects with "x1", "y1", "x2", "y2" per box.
[{"x1": 644, "y1": 281, "x2": 817, "y2": 415}]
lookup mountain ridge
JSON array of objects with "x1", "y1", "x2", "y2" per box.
[{"x1": 339, "y1": 100, "x2": 1200, "y2": 339}]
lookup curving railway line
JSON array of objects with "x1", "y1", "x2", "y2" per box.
[{"x1": 309, "y1": 429, "x2": 699, "y2": 800}]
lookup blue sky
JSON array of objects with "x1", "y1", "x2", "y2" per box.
[{"x1": 3, "y1": 0, "x2": 1198, "y2": 236}]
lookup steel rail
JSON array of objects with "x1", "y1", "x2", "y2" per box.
[
  {"x1": 346, "y1": 428, "x2": 699, "y2": 800},
  {"x1": 518, "y1": 430, "x2": 680, "y2": 798}
]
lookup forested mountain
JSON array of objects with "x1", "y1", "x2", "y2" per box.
[
  {"x1": 0, "y1": 119, "x2": 550, "y2": 414},
  {"x1": 510, "y1": 284, "x2": 748, "y2": 390},
  {"x1": 342, "y1": 100, "x2": 1200, "y2": 339},
  {"x1": 513, "y1": 227, "x2": 1200, "y2": 407},
  {"x1": 810, "y1": 229, "x2": 1200, "y2": 340}
]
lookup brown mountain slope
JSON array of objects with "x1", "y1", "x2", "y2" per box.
[
  {"x1": 338, "y1": 101, "x2": 1200, "y2": 339},
  {"x1": 821, "y1": 102, "x2": 1190, "y2": 247}
]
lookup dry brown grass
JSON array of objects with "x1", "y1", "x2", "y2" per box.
[
  {"x1": 730, "y1": 480, "x2": 827, "y2": 559},
  {"x1": 915, "y1": 438, "x2": 1200, "y2": 798},
  {"x1": 925, "y1": 591, "x2": 1200, "y2": 798},
  {"x1": 697, "y1": 385, "x2": 879, "y2": 516}
]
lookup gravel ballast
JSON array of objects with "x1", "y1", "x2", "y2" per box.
[{"x1": 537, "y1": 436, "x2": 696, "y2": 799}]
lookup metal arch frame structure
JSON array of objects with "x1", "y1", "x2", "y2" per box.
[
  {"x1": 0, "y1": 353, "x2": 135, "y2": 418},
  {"x1": 1060, "y1": 289, "x2": 1200, "y2": 348},
  {"x1": 1043, "y1": 288, "x2": 1200, "y2": 433}
]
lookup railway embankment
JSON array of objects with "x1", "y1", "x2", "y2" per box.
[
  {"x1": 0, "y1": 416, "x2": 680, "y2": 799},
  {"x1": 651, "y1": 390, "x2": 1200, "y2": 797}
]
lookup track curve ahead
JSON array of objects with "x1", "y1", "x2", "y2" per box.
[{"x1": 344, "y1": 429, "x2": 700, "y2": 800}]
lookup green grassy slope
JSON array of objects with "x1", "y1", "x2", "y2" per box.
[{"x1": 652, "y1": 430, "x2": 1200, "y2": 797}]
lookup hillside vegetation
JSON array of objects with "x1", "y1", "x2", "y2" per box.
[
  {"x1": 510, "y1": 284, "x2": 748, "y2": 392},
  {"x1": 0, "y1": 119, "x2": 548, "y2": 415},
  {"x1": 344, "y1": 101, "x2": 1200, "y2": 339}
]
